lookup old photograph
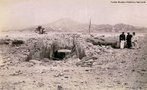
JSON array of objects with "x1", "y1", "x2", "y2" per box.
[{"x1": 0, "y1": 0, "x2": 147, "y2": 90}]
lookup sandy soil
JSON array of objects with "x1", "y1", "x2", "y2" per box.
[{"x1": 0, "y1": 32, "x2": 147, "y2": 90}]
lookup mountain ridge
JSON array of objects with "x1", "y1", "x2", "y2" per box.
[{"x1": 13, "y1": 18, "x2": 147, "y2": 33}]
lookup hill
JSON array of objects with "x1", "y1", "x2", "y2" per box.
[
  {"x1": 11, "y1": 18, "x2": 147, "y2": 33},
  {"x1": 47, "y1": 19, "x2": 147, "y2": 33}
]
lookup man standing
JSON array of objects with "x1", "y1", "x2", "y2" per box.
[
  {"x1": 119, "y1": 32, "x2": 126, "y2": 49},
  {"x1": 132, "y1": 32, "x2": 138, "y2": 49},
  {"x1": 127, "y1": 32, "x2": 132, "y2": 49}
]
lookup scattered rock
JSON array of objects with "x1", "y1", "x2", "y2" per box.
[
  {"x1": 64, "y1": 76, "x2": 68, "y2": 78},
  {"x1": 57, "y1": 85, "x2": 64, "y2": 90},
  {"x1": 37, "y1": 82, "x2": 44, "y2": 87},
  {"x1": 141, "y1": 69, "x2": 146, "y2": 72},
  {"x1": 29, "y1": 59, "x2": 41, "y2": 64},
  {"x1": 132, "y1": 69, "x2": 135, "y2": 72}
]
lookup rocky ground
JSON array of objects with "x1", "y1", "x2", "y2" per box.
[{"x1": 0, "y1": 32, "x2": 147, "y2": 90}]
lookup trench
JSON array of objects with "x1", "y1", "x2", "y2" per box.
[{"x1": 22, "y1": 35, "x2": 86, "y2": 61}]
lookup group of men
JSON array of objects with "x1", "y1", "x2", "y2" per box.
[{"x1": 119, "y1": 32, "x2": 138, "y2": 49}]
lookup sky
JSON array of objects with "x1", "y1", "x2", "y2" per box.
[{"x1": 0, "y1": 0, "x2": 147, "y2": 31}]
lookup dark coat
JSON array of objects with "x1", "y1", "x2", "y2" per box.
[
  {"x1": 127, "y1": 34, "x2": 132, "y2": 42},
  {"x1": 119, "y1": 34, "x2": 125, "y2": 41},
  {"x1": 127, "y1": 34, "x2": 132, "y2": 48}
]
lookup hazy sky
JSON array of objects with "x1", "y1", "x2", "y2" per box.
[{"x1": 0, "y1": 0, "x2": 147, "y2": 31}]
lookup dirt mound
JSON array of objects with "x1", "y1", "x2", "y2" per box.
[{"x1": 0, "y1": 33, "x2": 116, "y2": 64}]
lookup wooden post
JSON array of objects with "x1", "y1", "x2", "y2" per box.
[{"x1": 88, "y1": 18, "x2": 91, "y2": 35}]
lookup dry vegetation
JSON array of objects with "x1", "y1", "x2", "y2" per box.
[{"x1": 0, "y1": 32, "x2": 147, "y2": 90}]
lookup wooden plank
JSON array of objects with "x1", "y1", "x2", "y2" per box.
[{"x1": 58, "y1": 49, "x2": 71, "y2": 53}]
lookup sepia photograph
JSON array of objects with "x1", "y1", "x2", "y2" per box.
[{"x1": 0, "y1": 0, "x2": 147, "y2": 90}]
